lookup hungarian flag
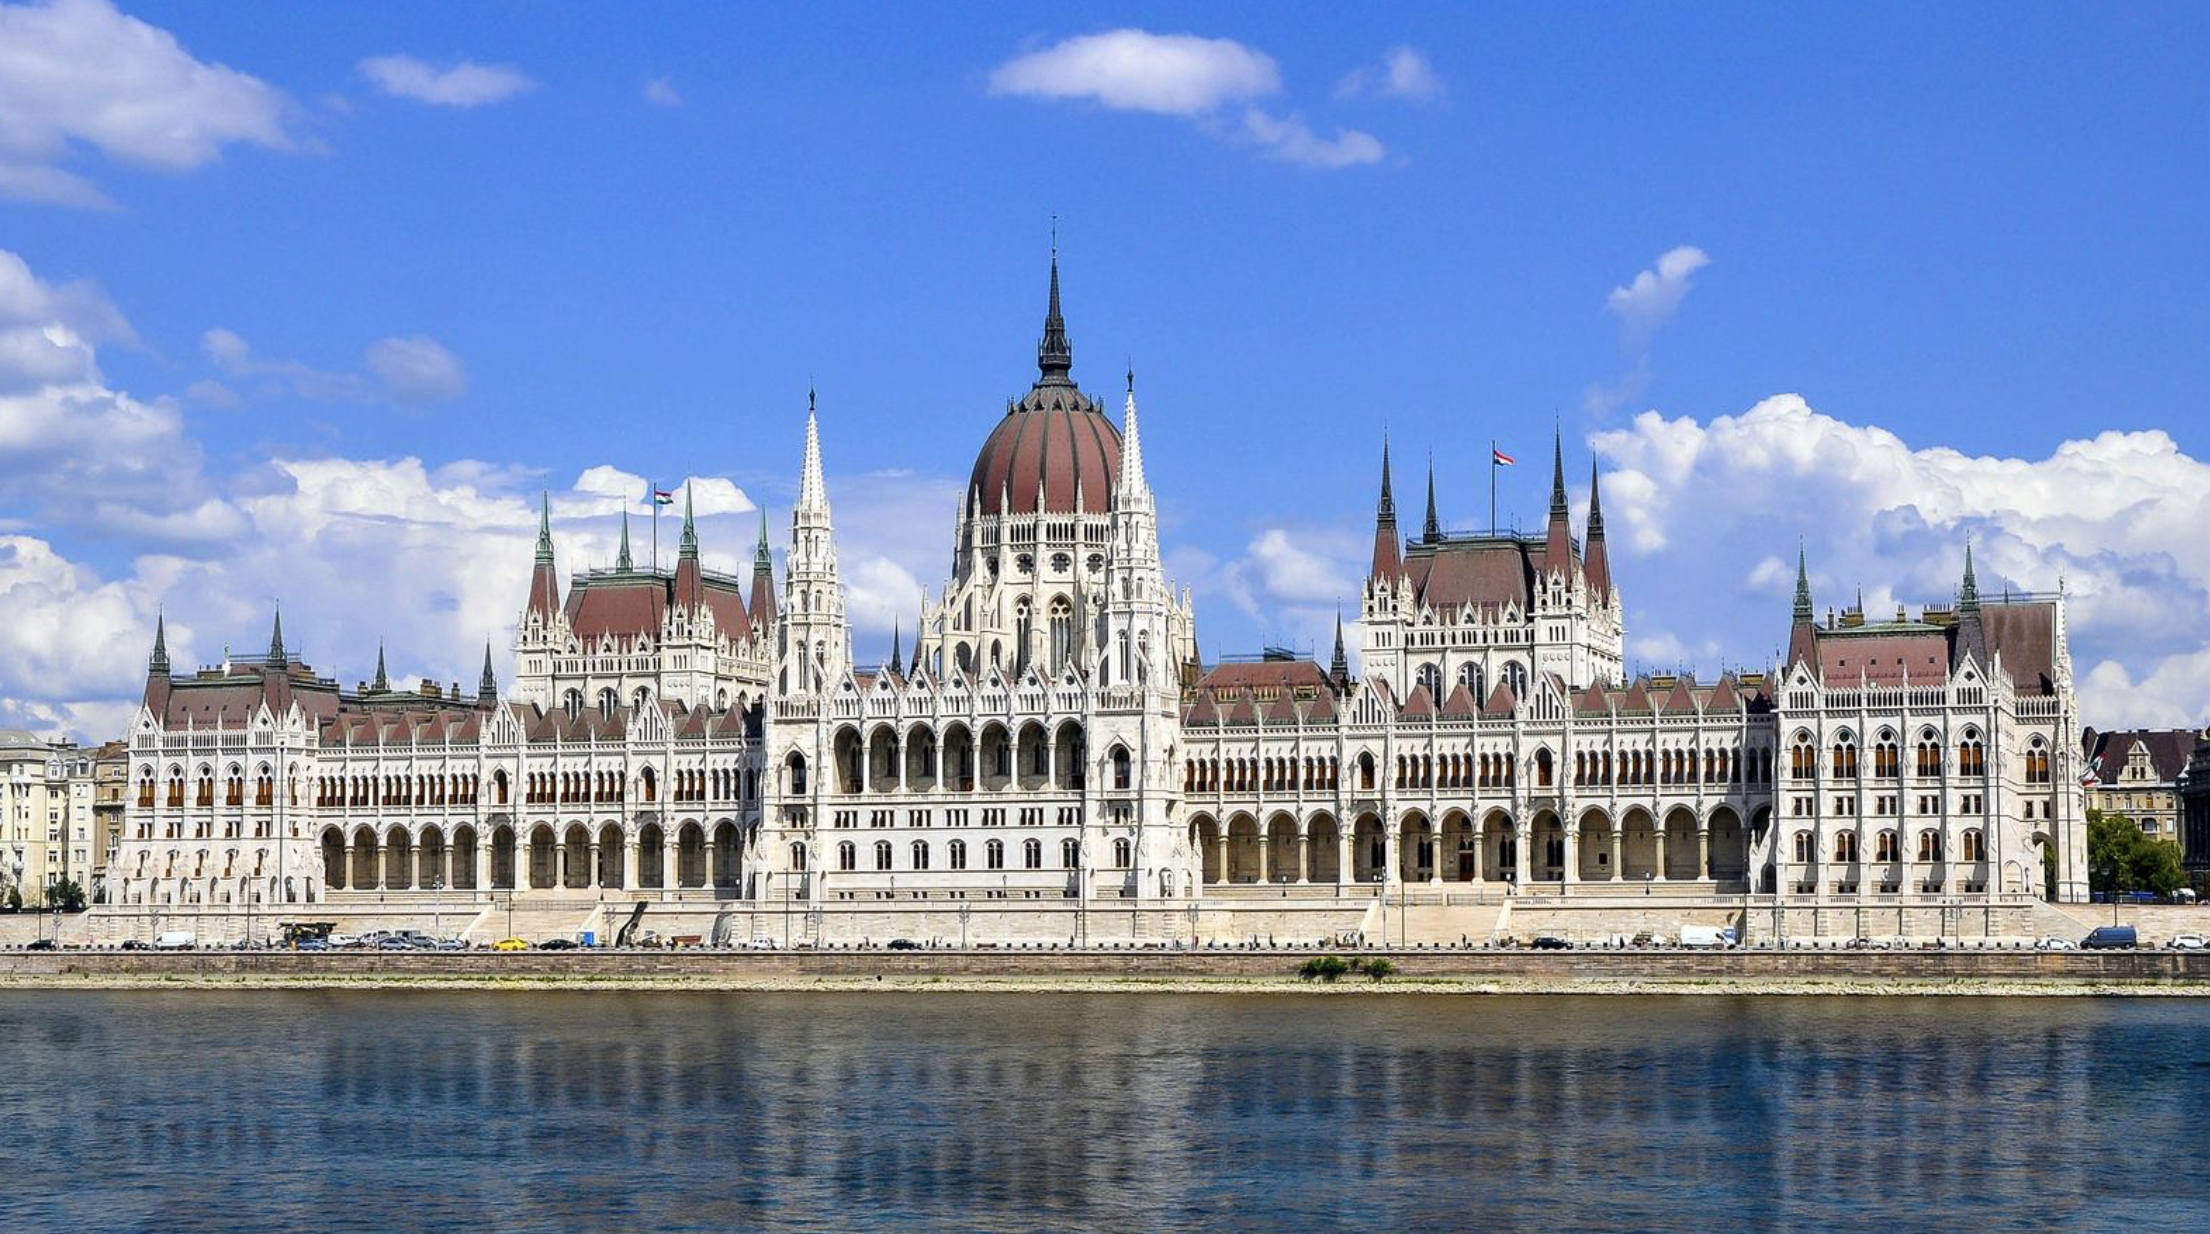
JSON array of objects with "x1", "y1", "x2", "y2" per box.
[
  {"x1": 1493, "y1": 446, "x2": 1515, "y2": 466},
  {"x1": 653, "y1": 489, "x2": 676, "y2": 506}
]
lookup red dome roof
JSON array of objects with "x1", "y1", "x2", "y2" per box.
[
  {"x1": 969, "y1": 388, "x2": 1122, "y2": 516},
  {"x1": 967, "y1": 255, "x2": 1121, "y2": 516}
]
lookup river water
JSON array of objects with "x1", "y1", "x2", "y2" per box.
[{"x1": 1, "y1": 991, "x2": 2202, "y2": 1232}]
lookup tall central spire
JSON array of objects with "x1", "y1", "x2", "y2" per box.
[
  {"x1": 797, "y1": 389, "x2": 829, "y2": 515},
  {"x1": 1423, "y1": 457, "x2": 1441, "y2": 543},
  {"x1": 1036, "y1": 238, "x2": 1073, "y2": 387}
]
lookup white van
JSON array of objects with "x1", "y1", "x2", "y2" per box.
[
  {"x1": 152, "y1": 931, "x2": 197, "y2": 951},
  {"x1": 1678, "y1": 925, "x2": 1735, "y2": 949}
]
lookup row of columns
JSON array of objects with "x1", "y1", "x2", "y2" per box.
[{"x1": 334, "y1": 831, "x2": 741, "y2": 893}]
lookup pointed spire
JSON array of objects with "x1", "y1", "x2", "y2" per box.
[
  {"x1": 370, "y1": 640, "x2": 389, "y2": 693},
  {"x1": 679, "y1": 483, "x2": 698, "y2": 556},
  {"x1": 478, "y1": 641, "x2": 497, "y2": 703},
  {"x1": 889, "y1": 622, "x2": 902, "y2": 674},
  {"x1": 1544, "y1": 424, "x2": 1575, "y2": 572},
  {"x1": 149, "y1": 609, "x2": 170, "y2": 676},
  {"x1": 1371, "y1": 438, "x2": 1402, "y2": 580},
  {"x1": 617, "y1": 509, "x2": 633, "y2": 571},
  {"x1": 753, "y1": 506, "x2": 772, "y2": 573},
  {"x1": 1549, "y1": 426, "x2": 1570, "y2": 518},
  {"x1": 1583, "y1": 459, "x2": 1613, "y2": 603},
  {"x1": 797, "y1": 394, "x2": 828, "y2": 512},
  {"x1": 526, "y1": 492, "x2": 561, "y2": 621},
  {"x1": 535, "y1": 491, "x2": 553, "y2": 562},
  {"x1": 1792, "y1": 542, "x2": 1813, "y2": 622},
  {"x1": 1036, "y1": 237, "x2": 1074, "y2": 387},
  {"x1": 1959, "y1": 539, "x2": 1981, "y2": 614},
  {"x1": 1423, "y1": 457, "x2": 1441, "y2": 543},
  {"x1": 1330, "y1": 610, "x2": 1350, "y2": 688},
  {"x1": 266, "y1": 605, "x2": 286, "y2": 668},
  {"x1": 1118, "y1": 377, "x2": 1149, "y2": 497}
]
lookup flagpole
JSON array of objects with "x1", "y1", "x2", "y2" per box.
[
  {"x1": 650, "y1": 482, "x2": 659, "y2": 572},
  {"x1": 1490, "y1": 439, "x2": 1498, "y2": 535}
]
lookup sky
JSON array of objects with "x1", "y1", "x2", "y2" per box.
[{"x1": 3, "y1": 0, "x2": 2210, "y2": 741}]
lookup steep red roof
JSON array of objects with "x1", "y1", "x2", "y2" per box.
[
  {"x1": 1817, "y1": 628, "x2": 1950, "y2": 686},
  {"x1": 1981, "y1": 600, "x2": 2058, "y2": 694},
  {"x1": 1403, "y1": 540, "x2": 1534, "y2": 611}
]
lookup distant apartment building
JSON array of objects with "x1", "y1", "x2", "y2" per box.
[
  {"x1": 93, "y1": 740, "x2": 129, "y2": 898},
  {"x1": 1, "y1": 730, "x2": 99, "y2": 906},
  {"x1": 2081, "y1": 727, "x2": 2197, "y2": 848},
  {"x1": 2182, "y1": 733, "x2": 2210, "y2": 897}
]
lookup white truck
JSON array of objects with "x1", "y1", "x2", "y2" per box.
[
  {"x1": 152, "y1": 931, "x2": 197, "y2": 950},
  {"x1": 1677, "y1": 925, "x2": 1736, "y2": 949}
]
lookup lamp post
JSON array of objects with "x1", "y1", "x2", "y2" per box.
[{"x1": 433, "y1": 874, "x2": 444, "y2": 943}]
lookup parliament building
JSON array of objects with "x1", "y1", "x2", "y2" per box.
[{"x1": 102, "y1": 261, "x2": 2091, "y2": 945}]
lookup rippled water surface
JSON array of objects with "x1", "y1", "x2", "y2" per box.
[{"x1": 3, "y1": 991, "x2": 2205, "y2": 1232}]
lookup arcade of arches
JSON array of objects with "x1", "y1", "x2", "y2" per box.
[
  {"x1": 1187, "y1": 806, "x2": 1754, "y2": 887},
  {"x1": 319, "y1": 819, "x2": 751, "y2": 892}
]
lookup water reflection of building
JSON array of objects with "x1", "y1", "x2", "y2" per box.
[{"x1": 103, "y1": 257, "x2": 2091, "y2": 939}]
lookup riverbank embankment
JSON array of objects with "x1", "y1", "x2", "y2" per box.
[{"x1": 2, "y1": 947, "x2": 2206, "y2": 995}]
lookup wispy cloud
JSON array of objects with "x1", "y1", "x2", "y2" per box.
[
  {"x1": 1336, "y1": 47, "x2": 1445, "y2": 105},
  {"x1": 642, "y1": 77, "x2": 683, "y2": 107},
  {"x1": 204, "y1": 326, "x2": 466, "y2": 408},
  {"x1": 1605, "y1": 245, "x2": 1710, "y2": 349},
  {"x1": 358, "y1": 54, "x2": 536, "y2": 108}
]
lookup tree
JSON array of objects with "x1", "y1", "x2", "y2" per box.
[
  {"x1": 2087, "y1": 809, "x2": 2185, "y2": 897},
  {"x1": 47, "y1": 878, "x2": 86, "y2": 913}
]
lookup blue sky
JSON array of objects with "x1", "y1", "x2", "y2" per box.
[{"x1": 3, "y1": 0, "x2": 2209, "y2": 737}]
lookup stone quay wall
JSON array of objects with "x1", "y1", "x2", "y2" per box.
[{"x1": 2, "y1": 948, "x2": 2206, "y2": 986}]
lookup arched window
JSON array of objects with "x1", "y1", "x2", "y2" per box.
[
  {"x1": 1048, "y1": 596, "x2": 1073, "y2": 673},
  {"x1": 1113, "y1": 837, "x2": 1132, "y2": 868},
  {"x1": 1916, "y1": 830, "x2": 1942, "y2": 862},
  {"x1": 1534, "y1": 748, "x2": 1554, "y2": 788},
  {"x1": 1792, "y1": 831, "x2": 1814, "y2": 863},
  {"x1": 911, "y1": 840, "x2": 930, "y2": 871},
  {"x1": 1415, "y1": 662, "x2": 1442, "y2": 698},
  {"x1": 1875, "y1": 830, "x2": 1899, "y2": 862},
  {"x1": 1023, "y1": 838, "x2": 1043, "y2": 869},
  {"x1": 1791, "y1": 733, "x2": 1815, "y2": 780},
  {"x1": 2025, "y1": 737, "x2": 2050, "y2": 784},
  {"x1": 1961, "y1": 829, "x2": 1985, "y2": 862},
  {"x1": 1060, "y1": 837, "x2": 1079, "y2": 868},
  {"x1": 1874, "y1": 734, "x2": 1900, "y2": 778},
  {"x1": 948, "y1": 839, "x2": 968, "y2": 870},
  {"x1": 986, "y1": 838, "x2": 1005, "y2": 870},
  {"x1": 1834, "y1": 831, "x2": 1859, "y2": 863},
  {"x1": 838, "y1": 841, "x2": 856, "y2": 871},
  {"x1": 563, "y1": 689, "x2": 583, "y2": 720},
  {"x1": 1831, "y1": 731, "x2": 1858, "y2": 780},
  {"x1": 1503, "y1": 661, "x2": 1528, "y2": 698},
  {"x1": 1959, "y1": 731, "x2": 1986, "y2": 777},
  {"x1": 1111, "y1": 746, "x2": 1131, "y2": 791},
  {"x1": 1457, "y1": 661, "x2": 1486, "y2": 701},
  {"x1": 874, "y1": 841, "x2": 893, "y2": 871},
  {"x1": 789, "y1": 843, "x2": 807, "y2": 872},
  {"x1": 1358, "y1": 752, "x2": 1376, "y2": 792},
  {"x1": 1916, "y1": 730, "x2": 1941, "y2": 777},
  {"x1": 786, "y1": 752, "x2": 808, "y2": 796},
  {"x1": 1013, "y1": 598, "x2": 1032, "y2": 675}
]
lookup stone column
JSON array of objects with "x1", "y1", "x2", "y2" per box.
[
  {"x1": 1563, "y1": 825, "x2": 1580, "y2": 890},
  {"x1": 341, "y1": 841, "x2": 354, "y2": 891},
  {"x1": 1427, "y1": 826, "x2": 1441, "y2": 885},
  {"x1": 441, "y1": 843, "x2": 454, "y2": 893},
  {"x1": 1697, "y1": 828, "x2": 1711, "y2": 881},
  {"x1": 513, "y1": 833, "x2": 529, "y2": 891},
  {"x1": 1514, "y1": 822, "x2": 1532, "y2": 887},
  {"x1": 625, "y1": 839, "x2": 642, "y2": 892},
  {"x1": 1256, "y1": 831, "x2": 1271, "y2": 884},
  {"x1": 1610, "y1": 826, "x2": 1624, "y2": 883},
  {"x1": 1335, "y1": 828, "x2": 1351, "y2": 888},
  {"x1": 373, "y1": 840, "x2": 386, "y2": 891},
  {"x1": 1383, "y1": 830, "x2": 1400, "y2": 887},
  {"x1": 1295, "y1": 827, "x2": 1310, "y2": 884},
  {"x1": 587, "y1": 842, "x2": 602, "y2": 891},
  {"x1": 1214, "y1": 833, "x2": 1228, "y2": 886},
  {"x1": 1654, "y1": 826, "x2": 1670, "y2": 881}
]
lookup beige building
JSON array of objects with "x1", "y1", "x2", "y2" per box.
[
  {"x1": 93, "y1": 740, "x2": 128, "y2": 898},
  {"x1": 1, "y1": 730, "x2": 99, "y2": 907},
  {"x1": 2082, "y1": 728, "x2": 2196, "y2": 850}
]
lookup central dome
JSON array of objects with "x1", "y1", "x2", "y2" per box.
[{"x1": 967, "y1": 258, "x2": 1122, "y2": 517}]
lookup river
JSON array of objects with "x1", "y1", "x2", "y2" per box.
[{"x1": 2, "y1": 991, "x2": 2202, "y2": 1231}]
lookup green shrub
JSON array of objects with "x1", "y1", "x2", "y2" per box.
[
  {"x1": 1365, "y1": 957, "x2": 1396, "y2": 981},
  {"x1": 1299, "y1": 955, "x2": 1352, "y2": 982}
]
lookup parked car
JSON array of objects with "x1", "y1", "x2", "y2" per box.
[
  {"x1": 294, "y1": 936, "x2": 329, "y2": 952},
  {"x1": 1678, "y1": 925, "x2": 1735, "y2": 949},
  {"x1": 2082, "y1": 925, "x2": 2139, "y2": 950},
  {"x1": 2034, "y1": 936, "x2": 2079, "y2": 951},
  {"x1": 1530, "y1": 935, "x2": 1572, "y2": 950},
  {"x1": 748, "y1": 936, "x2": 779, "y2": 950},
  {"x1": 887, "y1": 938, "x2": 922, "y2": 951},
  {"x1": 119, "y1": 938, "x2": 149, "y2": 951},
  {"x1": 2168, "y1": 933, "x2": 2207, "y2": 951},
  {"x1": 153, "y1": 931, "x2": 197, "y2": 951},
  {"x1": 433, "y1": 937, "x2": 468, "y2": 951},
  {"x1": 26, "y1": 938, "x2": 57, "y2": 951},
  {"x1": 327, "y1": 933, "x2": 358, "y2": 949},
  {"x1": 538, "y1": 937, "x2": 578, "y2": 951},
  {"x1": 375, "y1": 936, "x2": 420, "y2": 950},
  {"x1": 491, "y1": 937, "x2": 530, "y2": 952}
]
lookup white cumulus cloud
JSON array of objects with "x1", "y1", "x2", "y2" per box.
[
  {"x1": 1239, "y1": 109, "x2": 1386, "y2": 169},
  {"x1": 1591, "y1": 393, "x2": 2210, "y2": 725},
  {"x1": 358, "y1": 54, "x2": 536, "y2": 108},
  {"x1": 988, "y1": 29, "x2": 1280, "y2": 116},
  {"x1": 0, "y1": 0, "x2": 299, "y2": 208}
]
